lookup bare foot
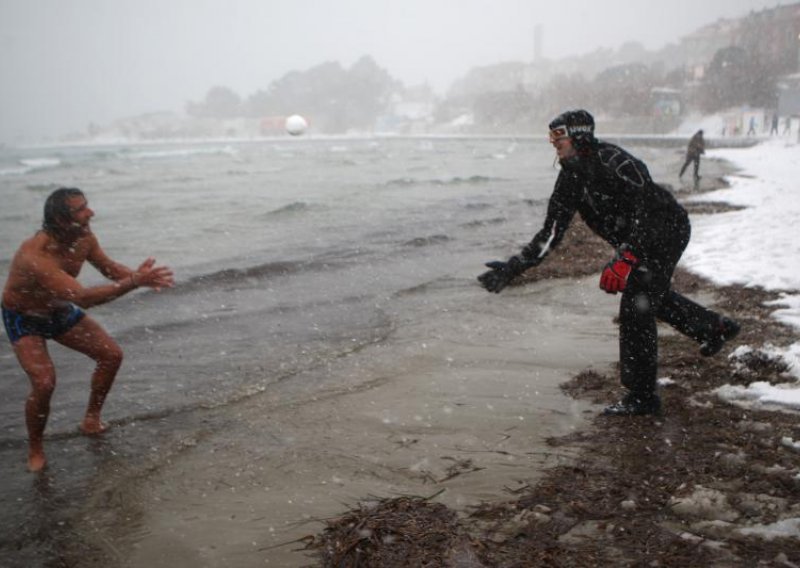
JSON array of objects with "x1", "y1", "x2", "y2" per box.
[
  {"x1": 28, "y1": 451, "x2": 47, "y2": 473},
  {"x1": 79, "y1": 418, "x2": 109, "y2": 436}
]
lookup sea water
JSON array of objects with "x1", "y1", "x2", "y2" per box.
[{"x1": 0, "y1": 137, "x2": 563, "y2": 430}]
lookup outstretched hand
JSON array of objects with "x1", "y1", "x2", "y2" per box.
[
  {"x1": 133, "y1": 257, "x2": 175, "y2": 291},
  {"x1": 478, "y1": 257, "x2": 524, "y2": 293}
]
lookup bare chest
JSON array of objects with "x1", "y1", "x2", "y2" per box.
[{"x1": 52, "y1": 243, "x2": 91, "y2": 277}]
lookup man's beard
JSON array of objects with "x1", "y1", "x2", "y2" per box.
[{"x1": 51, "y1": 221, "x2": 89, "y2": 244}]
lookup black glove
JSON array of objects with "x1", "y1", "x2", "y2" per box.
[{"x1": 478, "y1": 256, "x2": 530, "y2": 293}]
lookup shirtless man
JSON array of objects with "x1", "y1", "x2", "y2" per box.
[{"x1": 2, "y1": 187, "x2": 174, "y2": 471}]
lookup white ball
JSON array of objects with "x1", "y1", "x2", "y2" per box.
[{"x1": 285, "y1": 114, "x2": 308, "y2": 136}]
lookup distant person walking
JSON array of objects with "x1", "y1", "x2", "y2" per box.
[
  {"x1": 784, "y1": 116, "x2": 792, "y2": 136},
  {"x1": 2, "y1": 188, "x2": 174, "y2": 472},
  {"x1": 747, "y1": 116, "x2": 757, "y2": 136},
  {"x1": 679, "y1": 129, "x2": 705, "y2": 186},
  {"x1": 770, "y1": 113, "x2": 779, "y2": 136}
]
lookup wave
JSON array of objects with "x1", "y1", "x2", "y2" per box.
[
  {"x1": 0, "y1": 166, "x2": 29, "y2": 176},
  {"x1": 186, "y1": 260, "x2": 305, "y2": 288},
  {"x1": 0, "y1": 212, "x2": 27, "y2": 223},
  {"x1": 165, "y1": 175, "x2": 204, "y2": 183},
  {"x1": 172, "y1": 244, "x2": 377, "y2": 295},
  {"x1": 435, "y1": 175, "x2": 505, "y2": 185},
  {"x1": 384, "y1": 175, "x2": 507, "y2": 187},
  {"x1": 25, "y1": 182, "x2": 62, "y2": 193},
  {"x1": 20, "y1": 157, "x2": 61, "y2": 169},
  {"x1": 0, "y1": 157, "x2": 63, "y2": 176},
  {"x1": 384, "y1": 177, "x2": 417, "y2": 186},
  {"x1": 264, "y1": 201, "x2": 312, "y2": 216},
  {"x1": 178, "y1": 252, "x2": 363, "y2": 292},
  {"x1": 392, "y1": 275, "x2": 469, "y2": 297},
  {"x1": 402, "y1": 234, "x2": 451, "y2": 248},
  {"x1": 460, "y1": 217, "x2": 508, "y2": 228},
  {"x1": 121, "y1": 145, "x2": 239, "y2": 161}
]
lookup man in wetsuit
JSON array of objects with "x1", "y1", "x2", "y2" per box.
[
  {"x1": 2, "y1": 188, "x2": 174, "y2": 471},
  {"x1": 679, "y1": 129, "x2": 705, "y2": 186},
  {"x1": 478, "y1": 110, "x2": 740, "y2": 416}
]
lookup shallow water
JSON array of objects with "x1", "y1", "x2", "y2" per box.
[
  {"x1": 0, "y1": 136, "x2": 721, "y2": 566},
  {"x1": 0, "y1": 137, "x2": 556, "y2": 434}
]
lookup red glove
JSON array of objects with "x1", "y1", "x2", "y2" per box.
[{"x1": 599, "y1": 249, "x2": 638, "y2": 294}]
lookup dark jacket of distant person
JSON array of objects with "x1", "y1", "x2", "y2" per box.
[{"x1": 686, "y1": 130, "x2": 705, "y2": 158}]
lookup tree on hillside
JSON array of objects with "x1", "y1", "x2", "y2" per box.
[
  {"x1": 242, "y1": 56, "x2": 399, "y2": 133},
  {"x1": 186, "y1": 86, "x2": 243, "y2": 118},
  {"x1": 534, "y1": 73, "x2": 593, "y2": 120},
  {"x1": 592, "y1": 63, "x2": 656, "y2": 116},
  {"x1": 243, "y1": 89, "x2": 272, "y2": 118},
  {"x1": 698, "y1": 46, "x2": 777, "y2": 111},
  {"x1": 447, "y1": 62, "x2": 526, "y2": 100},
  {"x1": 473, "y1": 86, "x2": 535, "y2": 131},
  {"x1": 341, "y1": 56, "x2": 400, "y2": 130}
]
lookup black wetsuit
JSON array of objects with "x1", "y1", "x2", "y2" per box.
[{"x1": 522, "y1": 140, "x2": 723, "y2": 397}]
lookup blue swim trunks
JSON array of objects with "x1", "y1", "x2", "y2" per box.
[{"x1": 2, "y1": 304, "x2": 85, "y2": 344}]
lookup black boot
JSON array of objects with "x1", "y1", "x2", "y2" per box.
[
  {"x1": 603, "y1": 392, "x2": 661, "y2": 416},
  {"x1": 700, "y1": 317, "x2": 741, "y2": 357}
]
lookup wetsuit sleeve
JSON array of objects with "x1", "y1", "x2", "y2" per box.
[{"x1": 520, "y1": 171, "x2": 580, "y2": 264}]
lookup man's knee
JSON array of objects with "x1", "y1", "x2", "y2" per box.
[
  {"x1": 29, "y1": 373, "x2": 56, "y2": 398},
  {"x1": 97, "y1": 342, "x2": 124, "y2": 369},
  {"x1": 106, "y1": 344, "x2": 124, "y2": 368}
]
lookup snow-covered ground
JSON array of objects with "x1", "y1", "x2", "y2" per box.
[{"x1": 680, "y1": 138, "x2": 800, "y2": 412}]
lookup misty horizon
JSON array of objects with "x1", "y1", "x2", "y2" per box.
[{"x1": 0, "y1": 0, "x2": 788, "y2": 143}]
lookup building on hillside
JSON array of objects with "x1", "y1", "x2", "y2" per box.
[
  {"x1": 680, "y1": 3, "x2": 800, "y2": 81},
  {"x1": 650, "y1": 88, "x2": 682, "y2": 117},
  {"x1": 777, "y1": 72, "x2": 800, "y2": 115},
  {"x1": 736, "y1": 3, "x2": 800, "y2": 76},
  {"x1": 376, "y1": 84, "x2": 436, "y2": 134},
  {"x1": 681, "y1": 18, "x2": 741, "y2": 81}
]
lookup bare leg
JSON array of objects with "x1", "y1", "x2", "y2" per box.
[
  {"x1": 12, "y1": 336, "x2": 56, "y2": 472},
  {"x1": 55, "y1": 316, "x2": 123, "y2": 436}
]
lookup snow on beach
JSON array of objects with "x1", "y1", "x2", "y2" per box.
[{"x1": 681, "y1": 138, "x2": 800, "y2": 412}]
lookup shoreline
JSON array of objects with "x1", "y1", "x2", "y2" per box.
[
  {"x1": 2, "y1": 132, "x2": 759, "y2": 152},
  {"x1": 308, "y1": 167, "x2": 800, "y2": 565}
]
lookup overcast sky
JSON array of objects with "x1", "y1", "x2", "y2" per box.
[{"x1": 0, "y1": 0, "x2": 787, "y2": 143}]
